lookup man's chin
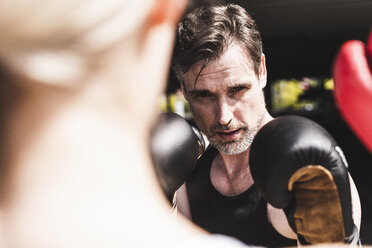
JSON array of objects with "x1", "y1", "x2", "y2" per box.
[
  {"x1": 218, "y1": 147, "x2": 248, "y2": 155},
  {"x1": 212, "y1": 141, "x2": 250, "y2": 155}
]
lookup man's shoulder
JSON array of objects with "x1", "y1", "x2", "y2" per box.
[
  {"x1": 185, "y1": 146, "x2": 217, "y2": 202},
  {"x1": 197, "y1": 145, "x2": 218, "y2": 165},
  {"x1": 188, "y1": 145, "x2": 217, "y2": 181}
]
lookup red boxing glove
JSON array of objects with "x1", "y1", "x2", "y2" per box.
[{"x1": 333, "y1": 28, "x2": 372, "y2": 153}]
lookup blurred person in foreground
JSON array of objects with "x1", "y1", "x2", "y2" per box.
[{"x1": 0, "y1": 0, "x2": 254, "y2": 247}]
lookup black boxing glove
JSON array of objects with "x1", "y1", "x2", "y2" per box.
[
  {"x1": 149, "y1": 112, "x2": 204, "y2": 203},
  {"x1": 249, "y1": 115, "x2": 359, "y2": 245}
]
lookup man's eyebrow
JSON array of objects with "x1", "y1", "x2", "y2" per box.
[
  {"x1": 188, "y1": 89, "x2": 210, "y2": 95},
  {"x1": 227, "y1": 82, "x2": 252, "y2": 89}
]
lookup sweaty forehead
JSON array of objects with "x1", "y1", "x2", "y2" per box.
[{"x1": 184, "y1": 43, "x2": 256, "y2": 88}]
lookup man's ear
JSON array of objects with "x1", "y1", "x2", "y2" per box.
[
  {"x1": 259, "y1": 53, "x2": 267, "y2": 88},
  {"x1": 147, "y1": 0, "x2": 186, "y2": 27},
  {"x1": 180, "y1": 81, "x2": 188, "y2": 100}
]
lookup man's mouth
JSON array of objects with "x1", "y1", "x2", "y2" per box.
[{"x1": 216, "y1": 128, "x2": 242, "y2": 141}]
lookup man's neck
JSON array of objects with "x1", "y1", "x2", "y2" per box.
[
  {"x1": 218, "y1": 148, "x2": 251, "y2": 178},
  {"x1": 210, "y1": 148, "x2": 253, "y2": 196}
]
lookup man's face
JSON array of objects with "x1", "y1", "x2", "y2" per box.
[{"x1": 182, "y1": 43, "x2": 267, "y2": 155}]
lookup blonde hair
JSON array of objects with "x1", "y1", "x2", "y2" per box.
[{"x1": 0, "y1": 0, "x2": 151, "y2": 86}]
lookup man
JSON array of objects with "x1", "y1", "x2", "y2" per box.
[
  {"x1": 0, "y1": 0, "x2": 252, "y2": 247},
  {"x1": 172, "y1": 3, "x2": 361, "y2": 247}
]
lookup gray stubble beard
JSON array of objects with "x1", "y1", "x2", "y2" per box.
[{"x1": 210, "y1": 112, "x2": 265, "y2": 155}]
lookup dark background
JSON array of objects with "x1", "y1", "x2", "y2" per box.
[{"x1": 167, "y1": 0, "x2": 372, "y2": 244}]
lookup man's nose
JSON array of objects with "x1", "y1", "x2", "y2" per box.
[{"x1": 217, "y1": 99, "x2": 234, "y2": 126}]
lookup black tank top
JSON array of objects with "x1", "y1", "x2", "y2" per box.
[{"x1": 186, "y1": 146, "x2": 297, "y2": 247}]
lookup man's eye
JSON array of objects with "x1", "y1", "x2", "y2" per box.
[
  {"x1": 229, "y1": 86, "x2": 246, "y2": 93},
  {"x1": 195, "y1": 92, "x2": 210, "y2": 98}
]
